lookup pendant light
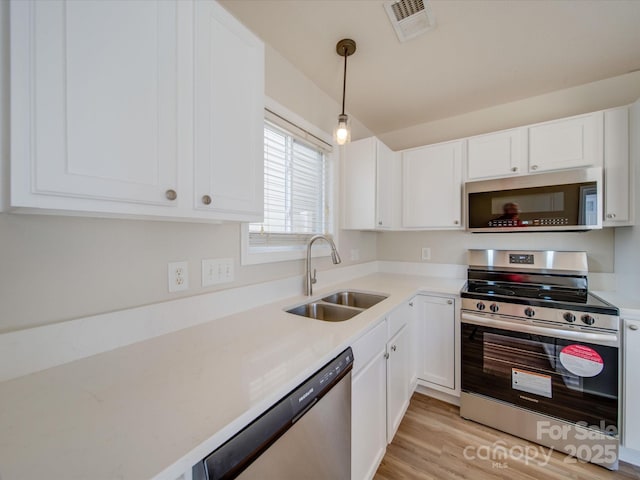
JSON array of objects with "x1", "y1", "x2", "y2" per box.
[{"x1": 334, "y1": 38, "x2": 356, "y2": 146}]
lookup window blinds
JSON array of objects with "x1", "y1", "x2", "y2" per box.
[{"x1": 249, "y1": 121, "x2": 330, "y2": 249}]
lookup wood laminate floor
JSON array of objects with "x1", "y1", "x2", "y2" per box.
[{"x1": 374, "y1": 393, "x2": 640, "y2": 480}]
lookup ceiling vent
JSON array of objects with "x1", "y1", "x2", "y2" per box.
[{"x1": 384, "y1": 0, "x2": 436, "y2": 43}]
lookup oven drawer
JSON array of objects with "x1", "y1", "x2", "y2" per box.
[{"x1": 461, "y1": 320, "x2": 619, "y2": 433}]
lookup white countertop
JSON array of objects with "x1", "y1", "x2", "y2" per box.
[
  {"x1": 0, "y1": 273, "x2": 464, "y2": 480},
  {"x1": 593, "y1": 290, "x2": 640, "y2": 320}
]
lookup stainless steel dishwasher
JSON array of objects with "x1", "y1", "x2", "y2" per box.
[{"x1": 193, "y1": 348, "x2": 353, "y2": 480}]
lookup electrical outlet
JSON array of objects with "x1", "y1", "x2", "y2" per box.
[
  {"x1": 168, "y1": 261, "x2": 189, "y2": 292},
  {"x1": 421, "y1": 247, "x2": 431, "y2": 261}
]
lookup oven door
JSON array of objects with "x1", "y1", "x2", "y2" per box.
[{"x1": 461, "y1": 313, "x2": 619, "y2": 433}]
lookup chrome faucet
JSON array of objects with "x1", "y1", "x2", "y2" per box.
[{"x1": 306, "y1": 234, "x2": 342, "y2": 296}]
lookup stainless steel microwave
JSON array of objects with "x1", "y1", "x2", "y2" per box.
[{"x1": 465, "y1": 168, "x2": 603, "y2": 233}]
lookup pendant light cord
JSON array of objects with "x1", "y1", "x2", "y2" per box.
[{"x1": 341, "y1": 47, "x2": 347, "y2": 115}]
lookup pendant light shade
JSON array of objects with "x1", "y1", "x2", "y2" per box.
[{"x1": 334, "y1": 39, "x2": 356, "y2": 146}]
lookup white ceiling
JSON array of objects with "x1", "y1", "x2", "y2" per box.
[{"x1": 220, "y1": 0, "x2": 640, "y2": 137}]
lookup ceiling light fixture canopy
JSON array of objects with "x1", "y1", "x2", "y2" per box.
[{"x1": 334, "y1": 38, "x2": 356, "y2": 146}]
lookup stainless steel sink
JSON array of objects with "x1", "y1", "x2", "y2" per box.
[
  {"x1": 285, "y1": 290, "x2": 388, "y2": 322},
  {"x1": 286, "y1": 303, "x2": 361, "y2": 322},
  {"x1": 321, "y1": 291, "x2": 387, "y2": 309}
]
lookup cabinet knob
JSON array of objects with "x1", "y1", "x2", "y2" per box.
[
  {"x1": 630, "y1": 324, "x2": 639, "y2": 331},
  {"x1": 202, "y1": 195, "x2": 212, "y2": 205},
  {"x1": 378, "y1": 221, "x2": 383, "y2": 225},
  {"x1": 409, "y1": 302, "x2": 414, "y2": 307},
  {"x1": 384, "y1": 352, "x2": 390, "y2": 359},
  {"x1": 511, "y1": 167, "x2": 518, "y2": 172},
  {"x1": 454, "y1": 220, "x2": 460, "y2": 225},
  {"x1": 531, "y1": 165, "x2": 538, "y2": 171},
  {"x1": 391, "y1": 345, "x2": 397, "y2": 352},
  {"x1": 606, "y1": 213, "x2": 616, "y2": 219},
  {"x1": 447, "y1": 299, "x2": 453, "y2": 305},
  {"x1": 165, "y1": 189, "x2": 177, "y2": 201}
]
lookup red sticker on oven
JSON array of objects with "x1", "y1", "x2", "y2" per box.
[{"x1": 559, "y1": 344, "x2": 604, "y2": 377}]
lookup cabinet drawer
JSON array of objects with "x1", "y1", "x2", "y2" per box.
[
  {"x1": 388, "y1": 301, "x2": 411, "y2": 337},
  {"x1": 352, "y1": 320, "x2": 387, "y2": 375}
]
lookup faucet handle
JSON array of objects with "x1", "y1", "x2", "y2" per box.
[{"x1": 311, "y1": 268, "x2": 317, "y2": 285}]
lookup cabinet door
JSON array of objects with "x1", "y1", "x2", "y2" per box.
[
  {"x1": 625, "y1": 319, "x2": 640, "y2": 450},
  {"x1": 352, "y1": 350, "x2": 387, "y2": 480},
  {"x1": 11, "y1": 0, "x2": 179, "y2": 208},
  {"x1": 417, "y1": 295, "x2": 455, "y2": 390},
  {"x1": 402, "y1": 141, "x2": 463, "y2": 228},
  {"x1": 604, "y1": 107, "x2": 631, "y2": 225},
  {"x1": 386, "y1": 324, "x2": 410, "y2": 443},
  {"x1": 194, "y1": 0, "x2": 264, "y2": 219},
  {"x1": 342, "y1": 138, "x2": 377, "y2": 230},
  {"x1": 467, "y1": 128, "x2": 526, "y2": 180},
  {"x1": 528, "y1": 112, "x2": 603, "y2": 173},
  {"x1": 376, "y1": 141, "x2": 395, "y2": 229}
]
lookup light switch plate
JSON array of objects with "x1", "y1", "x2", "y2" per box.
[{"x1": 202, "y1": 258, "x2": 234, "y2": 287}]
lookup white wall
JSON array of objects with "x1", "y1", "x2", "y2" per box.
[
  {"x1": 377, "y1": 229, "x2": 615, "y2": 273},
  {"x1": 380, "y1": 71, "x2": 640, "y2": 150},
  {"x1": 0, "y1": 4, "x2": 376, "y2": 332}
]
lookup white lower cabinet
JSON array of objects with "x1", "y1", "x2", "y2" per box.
[
  {"x1": 351, "y1": 321, "x2": 388, "y2": 480},
  {"x1": 386, "y1": 301, "x2": 413, "y2": 443},
  {"x1": 415, "y1": 294, "x2": 458, "y2": 394},
  {"x1": 351, "y1": 298, "x2": 416, "y2": 479},
  {"x1": 624, "y1": 318, "x2": 640, "y2": 451},
  {"x1": 386, "y1": 323, "x2": 410, "y2": 443}
]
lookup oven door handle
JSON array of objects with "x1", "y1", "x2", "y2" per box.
[{"x1": 461, "y1": 312, "x2": 619, "y2": 347}]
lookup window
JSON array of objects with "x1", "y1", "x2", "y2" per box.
[{"x1": 242, "y1": 106, "x2": 334, "y2": 265}]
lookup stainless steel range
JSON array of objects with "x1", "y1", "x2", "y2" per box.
[{"x1": 460, "y1": 249, "x2": 620, "y2": 469}]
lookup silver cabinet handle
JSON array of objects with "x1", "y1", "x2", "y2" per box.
[
  {"x1": 447, "y1": 299, "x2": 453, "y2": 305},
  {"x1": 630, "y1": 324, "x2": 639, "y2": 331},
  {"x1": 202, "y1": 195, "x2": 212, "y2": 205},
  {"x1": 384, "y1": 352, "x2": 390, "y2": 359},
  {"x1": 511, "y1": 167, "x2": 518, "y2": 172},
  {"x1": 391, "y1": 345, "x2": 397, "y2": 352},
  {"x1": 606, "y1": 213, "x2": 616, "y2": 219},
  {"x1": 531, "y1": 165, "x2": 538, "y2": 171},
  {"x1": 165, "y1": 189, "x2": 177, "y2": 201}
]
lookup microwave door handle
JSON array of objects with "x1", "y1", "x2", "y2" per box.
[{"x1": 461, "y1": 312, "x2": 619, "y2": 347}]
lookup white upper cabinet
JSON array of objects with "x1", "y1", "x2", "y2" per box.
[
  {"x1": 11, "y1": 0, "x2": 180, "y2": 211},
  {"x1": 528, "y1": 112, "x2": 603, "y2": 173},
  {"x1": 10, "y1": 0, "x2": 264, "y2": 222},
  {"x1": 342, "y1": 137, "x2": 397, "y2": 230},
  {"x1": 467, "y1": 128, "x2": 526, "y2": 180},
  {"x1": 194, "y1": 0, "x2": 264, "y2": 219},
  {"x1": 402, "y1": 140, "x2": 463, "y2": 229},
  {"x1": 603, "y1": 106, "x2": 633, "y2": 226}
]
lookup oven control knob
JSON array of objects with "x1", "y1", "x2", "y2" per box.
[
  {"x1": 476, "y1": 302, "x2": 486, "y2": 311},
  {"x1": 490, "y1": 303, "x2": 499, "y2": 313},
  {"x1": 582, "y1": 314, "x2": 596, "y2": 326},
  {"x1": 524, "y1": 307, "x2": 535, "y2": 318},
  {"x1": 563, "y1": 312, "x2": 576, "y2": 323}
]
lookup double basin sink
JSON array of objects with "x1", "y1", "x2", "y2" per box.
[{"x1": 286, "y1": 291, "x2": 388, "y2": 322}]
